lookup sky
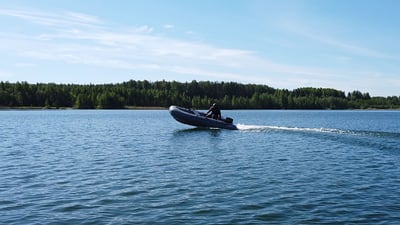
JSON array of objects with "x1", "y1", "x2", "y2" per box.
[{"x1": 0, "y1": 0, "x2": 399, "y2": 96}]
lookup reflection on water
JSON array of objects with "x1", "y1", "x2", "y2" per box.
[{"x1": 173, "y1": 127, "x2": 222, "y2": 136}]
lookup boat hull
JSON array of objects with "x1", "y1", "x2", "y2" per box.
[{"x1": 169, "y1": 105, "x2": 237, "y2": 130}]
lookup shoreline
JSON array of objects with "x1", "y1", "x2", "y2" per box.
[
  {"x1": 0, "y1": 106, "x2": 399, "y2": 111},
  {"x1": 0, "y1": 106, "x2": 168, "y2": 110}
]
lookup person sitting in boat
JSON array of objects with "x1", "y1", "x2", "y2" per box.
[{"x1": 206, "y1": 103, "x2": 221, "y2": 120}]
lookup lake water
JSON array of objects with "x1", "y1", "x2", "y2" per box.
[{"x1": 1, "y1": 109, "x2": 399, "y2": 224}]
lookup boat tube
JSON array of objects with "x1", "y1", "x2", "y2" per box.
[{"x1": 169, "y1": 105, "x2": 237, "y2": 130}]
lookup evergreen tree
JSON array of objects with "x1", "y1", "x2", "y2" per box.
[{"x1": 0, "y1": 80, "x2": 398, "y2": 109}]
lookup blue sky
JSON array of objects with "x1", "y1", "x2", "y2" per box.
[{"x1": 0, "y1": 0, "x2": 399, "y2": 96}]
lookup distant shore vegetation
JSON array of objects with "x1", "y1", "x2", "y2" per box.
[{"x1": 0, "y1": 80, "x2": 399, "y2": 109}]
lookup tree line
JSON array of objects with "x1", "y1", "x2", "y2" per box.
[{"x1": 0, "y1": 80, "x2": 399, "y2": 109}]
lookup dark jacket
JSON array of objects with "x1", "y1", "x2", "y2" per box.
[{"x1": 207, "y1": 104, "x2": 221, "y2": 119}]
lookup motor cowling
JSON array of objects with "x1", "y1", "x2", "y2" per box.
[{"x1": 225, "y1": 117, "x2": 233, "y2": 124}]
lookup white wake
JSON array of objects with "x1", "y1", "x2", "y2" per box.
[{"x1": 236, "y1": 124, "x2": 349, "y2": 134}]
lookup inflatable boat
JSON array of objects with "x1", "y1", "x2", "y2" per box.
[{"x1": 169, "y1": 105, "x2": 237, "y2": 130}]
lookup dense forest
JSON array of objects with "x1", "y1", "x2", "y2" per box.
[{"x1": 0, "y1": 80, "x2": 399, "y2": 109}]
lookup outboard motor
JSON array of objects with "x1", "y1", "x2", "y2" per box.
[{"x1": 225, "y1": 117, "x2": 233, "y2": 124}]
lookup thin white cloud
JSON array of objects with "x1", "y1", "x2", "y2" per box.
[
  {"x1": 306, "y1": 32, "x2": 394, "y2": 60},
  {"x1": 134, "y1": 25, "x2": 153, "y2": 33},
  {"x1": 14, "y1": 62, "x2": 36, "y2": 67},
  {"x1": 163, "y1": 24, "x2": 174, "y2": 29},
  {"x1": 0, "y1": 8, "x2": 103, "y2": 28},
  {"x1": 64, "y1": 11, "x2": 102, "y2": 24},
  {"x1": 280, "y1": 18, "x2": 397, "y2": 60},
  {"x1": 5, "y1": 21, "x2": 256, "y2": 70}
]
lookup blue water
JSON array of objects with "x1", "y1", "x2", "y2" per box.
[{"x1": 1, "y1": 109, "x2": 399, "y2": 224}]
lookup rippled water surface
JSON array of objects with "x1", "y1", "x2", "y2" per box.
[{"x1": 1, "y1": 109, "x2": 400, "y2": 224}]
